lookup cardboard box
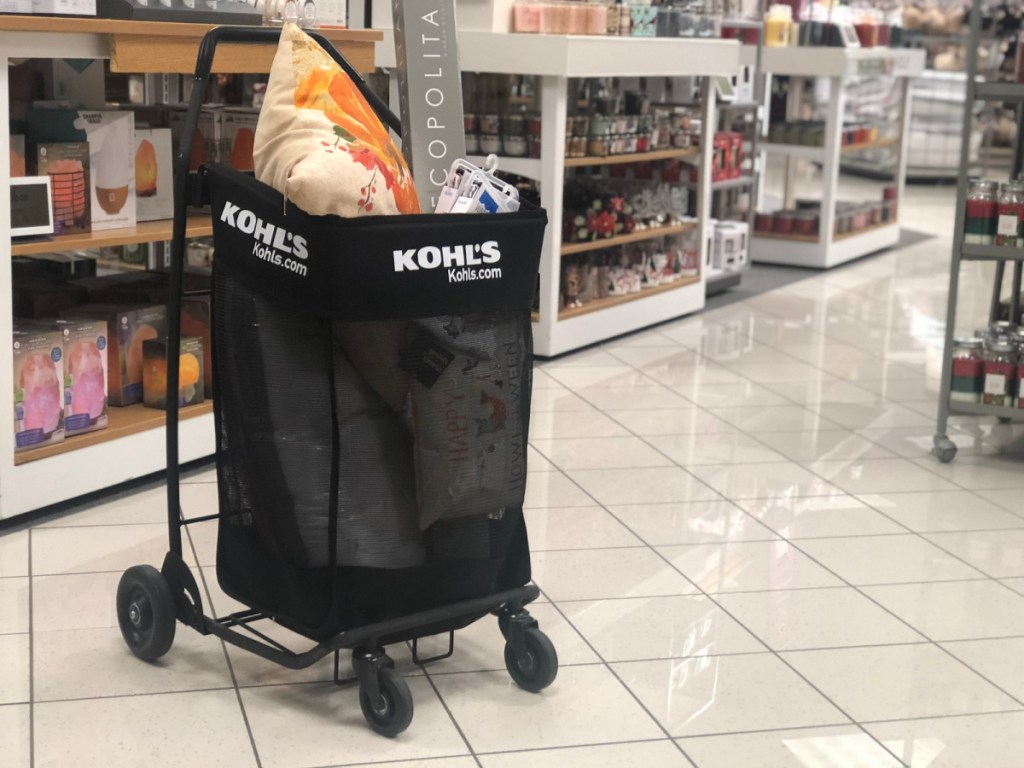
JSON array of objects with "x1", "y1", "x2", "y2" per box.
[
  {"x1": 31, "y1": 319, "x2": 109, "y2": 436},
  {"x1": 10, "y1": 135, "x2": 26, "y2": 177},
  {"x1": 168, "y1": 106, "x2": 224, "y2": 170},
  {"x1": 37, "y1": 142, "x2": 91, "y2": 235},
  {"x1": 142, "y1": 336, "x2": 205, "y2": 409},
  {"x1": 41, "y1": 59, "x2": 106, "y2": 109},
  {"x1": 13, "y1": 326, "x2": 65, "y2": 452},
  {"x1": 66, "y1": 304, "x2": 167, "y2": 406},
  {"x1": 134, "y1": 128, "x2": 173, "y2": 222},
  {"x1": 31, "y1": 0, "x2": 96, "y2": 15},
  {"x1": 221, "y1": 108, "x2": 259, "y2": 172},
  {"x1": 78, "y1": 112, "x2": 136, "y2": 231},
  {"x1": 182, "y1": 297, "x2": 212, "y2": 394}
]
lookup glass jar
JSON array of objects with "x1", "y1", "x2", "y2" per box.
[
  {"x1": 996, "y1": 180, "x2": 1024, "y2": 247},
  {"x1": 983, "y1": 337, "x2": 1019, "y2": 406},
  {"x1": 951, "y1": 337, "x2": 985, "y2": 403},
  {"x1": 965, "y1": 179, "x2": 999, "y2": 245},
  {"x1": 764, "y1": 3, "x2": 792, "y2": 46}
]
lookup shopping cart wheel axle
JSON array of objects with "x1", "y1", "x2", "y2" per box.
[
  {"x1": 116, "y1": 565, "x2": 177, "y2": 662},
  {"x1": 353, "y1": 647, "x2": 413, "y2": 737}
]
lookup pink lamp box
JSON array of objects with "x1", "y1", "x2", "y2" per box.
[{"x1": 13, "y1": 325, "x2": 66, "y2": 452}]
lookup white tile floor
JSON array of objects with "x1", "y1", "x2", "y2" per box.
[{"x1": 2, "y1": 183, "x2": 1024, "y2": 768}]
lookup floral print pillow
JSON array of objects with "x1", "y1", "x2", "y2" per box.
[{"x1": 254, "y1": 23, "x2": 419, "y2": 217}]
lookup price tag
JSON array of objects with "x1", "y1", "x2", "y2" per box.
[{"x1": 997, "y1": 215, "x2": 1019, "y2": 237}]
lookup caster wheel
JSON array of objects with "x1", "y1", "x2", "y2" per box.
[
  {"x1": 116, "y1": 565, "x2": 176, "y2": 662},
  {"x1": 359, "y1": 667, "x2": 413, "y2": 737},
  {"x1": 999, "y1": 417, "x2": 1013, "y2": 425},
  {"x1": 505, "y1": 627, "x2": 558, "y2": 693},
  {"x1": 932, "y1": 435, "x2": 957, "y2": 464}
]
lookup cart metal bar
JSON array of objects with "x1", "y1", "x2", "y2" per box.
[
  {"x1": 215, "y1": 609, "x2": 265, "y2": 627},
  {"x1": 975, "y1": 83, "x2": 1024, "y2": 103},
  {"x1": 933, "y1": 0, "x2": 982, "y2": 456},
  {"x1": 990, "y1": 261, "x2": 1007, "y2": 324},
  {"x1": 202, "y1": 584, "x2": 540, "y2": 671},
  {"x1": 181, "y1": 512, "x2": 220, "y2": 526},
  {"x1": 234, "y1": 620, "x2": 296, "y2": 655},
  {"x1": 167, "y1": 26, "x2": 403, "y2": 556},
  {"x1": 961, "y1": 245, "x2": 1024, "y2": 262}
]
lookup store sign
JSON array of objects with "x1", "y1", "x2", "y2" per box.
[{"x1": 392, "y1": 0, "x2": 467, "y2": 211}]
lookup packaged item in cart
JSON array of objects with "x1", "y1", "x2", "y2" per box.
[
  {"x1": 254, "y1": 23, "x2": 419, "y2": 217},
  {"x1": 13, "y1": 325, "x2": 65, "y2": 452},
  {"x1": 404, "y1": 315, "x2": 528, "y2": 530}
]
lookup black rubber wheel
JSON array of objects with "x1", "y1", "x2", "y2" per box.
[
  {"x1": 932, "y1": 436, "x2": 957, "y2": 464},
  {"x1": 116, "y1": 564, "x2": 176, "y2": 662},
  {"x1": 504, "y1": 627, "x2": 558, "y2": 693},
  {"x1": 359, "y1": 667, "x2": 413, "y2": 737}
]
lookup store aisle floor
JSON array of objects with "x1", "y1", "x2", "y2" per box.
[{"x1": 3, "y1": 185, "x2": 1024, "y2": 768}]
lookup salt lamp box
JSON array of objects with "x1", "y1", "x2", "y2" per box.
[
  {"x1": 37, "y1": 142, "x2": 91, "y2": 235},
  {"x1": 44, "y1": 319, "x2": 109, "y2": 436},
  {"x1": 141, "y1": 337, "x2": 205, "y2": 410},
  {"x1": 168, "y1": 106, "x2": 224, "y2": 170},
  {"x1": 134, "y1": 128, "x2": 173, "y2": 222},
  {"x1": 67, "y1": 304, "x2": 167, "y2": 406},
  {"x1": 13, "y1": 326, "x2": 65, "y2": 452},
  {"x1": 221, "y1": 108, "x2": 259, "y2": 172}
]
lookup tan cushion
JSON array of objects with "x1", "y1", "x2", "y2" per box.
[{"x1": 254, "y1": 23, "x2": 420, "y2": 217}]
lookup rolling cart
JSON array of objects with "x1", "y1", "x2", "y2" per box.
[{"x1": 115, "y1": 26, "x2": 557, "y2": 737}]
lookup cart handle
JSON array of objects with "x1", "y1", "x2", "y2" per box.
[{"x1": 166, "y1": 26, "x2": 399, "y2": 557}]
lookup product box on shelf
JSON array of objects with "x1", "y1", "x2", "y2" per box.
[
  {"x1": 142, "y1": 336, "x2": 205, "y2": 410},
  {"x1": 134, "y1": 128, "x2": 173, "y2": 222},
  {"x1": 29, "y1": 318, "x2": 109, "y2": 436},
  {"x1": 182, "y1": 297, "x2": 213, "y2": 394},
  {"x1": 37, "y1": 142, "x2": 91, "y2": 235},
  {"x1": 713, "y1": 221, "x2": 749, "y2": 270},
  {"x1": 41, "y1": 59, "x2": 106, "y2": 110},
  {"x1": 13, "y1": 325, "x2": 65, "y2": 453},
  {"x1": 221, "y1": 108, "x2": 259, "y2": 172},
  {"x1": 31, "y1": 0, "x2": 96, "y2": 16},
  {"x1": 65, "y1": 304, "x2": 167, "y2": 406},
  {"x1": 10, "y1": 135, "x2": 26, "y2": 177},
  {"x1": 168, "y1": 105, "x2": 224, "y2": 171},
  {"x1": 28, "y1": 110, "x2": 137, "y2": 231}
]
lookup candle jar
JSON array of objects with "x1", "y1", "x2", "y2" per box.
[
  {"x1": 951, "y1": 337, "x2": 985, "y2": 403},
  {"x1": 465, "y1": 133, "x2": 481, "y2": 154},
  {"x1": 480, "y1": 134, "x2": 502, "y2": 154},
  {"x1": 774, "y1": 210, "x2": 795, "y2": 235},
  {"x1": 503, "y1": 135, "x2": 528, "y2": 157},
  {"x1": 794, "y1": 212, "x2": 819, "y2": 237},
  {"x1": 755, "y1": 212, "x2": 774, "y2": 233},
  {"x1": 996, "y1": 180, "x2": 1024, "y2": 247},
  {"x1": 513, "y1": 1, "x2": 542, "y2": 32},
  {"x1": 965, "y1": 179, "x2": 999, "y2": 245},
  {"x1": 983, "y1": 337, "x2": 1019, "y2": 406}
]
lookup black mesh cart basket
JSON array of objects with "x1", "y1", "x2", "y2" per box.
[{"x1": 115, "y1": 27, "x2": 556, "y2": 738}]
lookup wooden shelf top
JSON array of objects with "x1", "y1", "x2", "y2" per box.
[
  {"x1": 12, "y1": 215, "x2": 213, "y2": 257},
  {"x1": 0, "y1": 16, "x2": 380, "y2": 74},
  {"x1": 565, "y1": 147, "x2": 700, "y2": 168},
  {"x1": 558, "y1": 275, "x2": 701, "y2": 321},
  {"x1": 14, "y1": 400, "x2": 213, "y2": 466},
  {"x1": 561, "y1": 222, "x2": 696, "y2": 257},
  {"x1": 0, "y1": 15, "x2": 380, "y2": 40},
  {"x1": 752, "y1": 219, "x2": 896, "y2": 245}
]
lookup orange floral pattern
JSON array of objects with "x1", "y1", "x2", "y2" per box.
[{"x1": 291, "y1": 34, "x2": 420, "y2": 214}]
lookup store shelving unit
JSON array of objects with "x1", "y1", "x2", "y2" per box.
[
  {"x1": 0, "y1": 18, "x2": 379, "y2": 519},
  {"x1": 934, "y1": 4, "x2": 1024, "y2": 464},
  {"x1": 379, "y1": 32, "x2": 743, "y2": 356},
  {"x1": 751, "y1": 46, "x2": 924, "y2": 269}
]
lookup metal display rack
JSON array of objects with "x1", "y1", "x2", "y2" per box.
[{"x1": 933, "y1": 3, "x2": 1024, "y2": 463}]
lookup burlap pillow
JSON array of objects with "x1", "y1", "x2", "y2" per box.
[{"x1": 254, "y1": 23, "x2": 419, "y2": 217}]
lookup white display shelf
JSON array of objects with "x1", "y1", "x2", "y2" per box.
[
  {"x1": 0, "y1": 21, "x2": 376, "y2": 519},
  {"x1": 759, "y1": 46, "x2": 924, "y2": 78},
  {"x1": 467, "y1": 155, "x2": 543, "y2": 179},
  {"x1": 751, "y1": 48, "x2": 921, "y2": 269},
  {"x1": 752, "y1": 222, "x2": 899, "y2": 268},
  {"x1": 377, "y1": 30, "x2": 742, "y2": 77}
]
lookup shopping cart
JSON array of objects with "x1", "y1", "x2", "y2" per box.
[{"x1": 115, "y1": 27, "x2": 556, "y2": 737}]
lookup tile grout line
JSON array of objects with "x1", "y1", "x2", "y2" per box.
[
  {"x1": 184, "y1": 517, "x2": 264, "y2": 768},
  {"x1": 418, "y1": 665, "x2": 484, "y2": 768},
  {"x1": 531, "y1": 446, "x2": 909, "y2": 768}
]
